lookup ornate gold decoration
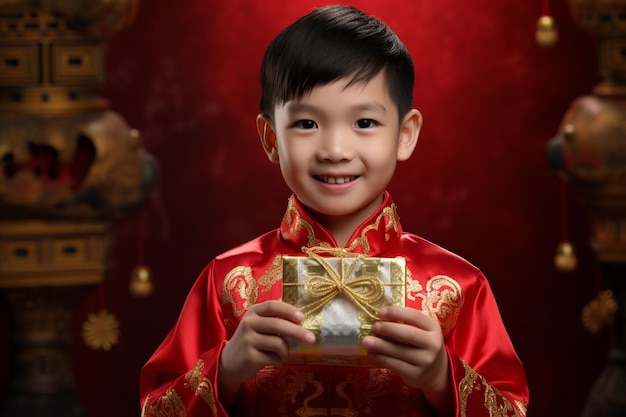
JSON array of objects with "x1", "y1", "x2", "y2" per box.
[
  {"x1": 346, "y1": 204, "x2": 400, "y2": 254},
  {"x1": 459, "y1": 360, "x2": 525, "y2": 417},
  {"x1": 184, "y1": 360, "x2": 217, "y2": 414},
  {"x1": 81, "y1": 308, "x2": 120, "y2": 351},
  {"x1": 253, "y1": 365, "x2": 414, "y2": 416},
  {"x1": 254, "y1": 366, "x2": 325, "y2": 417},
  {"x1": 0, "y1": 4, "x2": 156, "y2": 220},
  {"x1": 222, "y1": 265, "x2": 257, "y2": 318},
  {"x1": 146, "y1": 387, "x2": 186, "y2": 417},
  {"x1": 582, "y1": 289, "x2": 618, "y2": 334},
  {"x1": 405, "y1": 267, "x2": 423, "y2": 301},
  {"x1": 282, "y1": 196, "x2": 321, "y2": 247},
  {"x1": 424, "y1": 275, "x2": 464, "y2": 337},
  {"x1": 257, "y1": 254, "x2": 283, "y2": 292}
]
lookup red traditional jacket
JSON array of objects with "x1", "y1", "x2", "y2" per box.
[{"x1": 140, "y1": 192, "x2": 529, "y2": 417}]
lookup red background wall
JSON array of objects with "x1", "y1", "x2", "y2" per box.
[{"x1": 0, "y1": 1, "x2": 613, "y2": 416}]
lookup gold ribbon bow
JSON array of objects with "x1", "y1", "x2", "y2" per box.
[{"x1": 297, "y1": 246, "x2": 385, "y2": 321}]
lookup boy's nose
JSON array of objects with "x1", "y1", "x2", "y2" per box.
[{"x1": 318, "y1": 128, "x2": 355, "y2": 162}]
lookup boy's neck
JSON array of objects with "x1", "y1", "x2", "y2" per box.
[{"x1": 304, "y1": 194, "x2": 385, "y2": 248}]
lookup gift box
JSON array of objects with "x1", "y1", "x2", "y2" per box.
[{"x1": 282, "y1": 248, "x2": 406, "y2": 366}]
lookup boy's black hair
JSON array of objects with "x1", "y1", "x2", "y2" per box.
[{"x1": 259, "y1": 5, "x2": 414, "y2": 120}]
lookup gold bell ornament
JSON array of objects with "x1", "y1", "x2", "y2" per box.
[
  {"x1": 554, "y1": 240, "x2": 577, "y2": 272},
  {"x1": 130, "y1": 208, "x2": 154, "y2": 297},
  {"x1": 554, "y1": 178, "x2": 577, "y2": 272},
  {"x1": 535, "y1": 0, "x2": 558, "y2": 47},
  {"x1": 536, "y1": 16, "x2": 558, "y2": 47},
  {"x1": 130, "y1": 264, "x2": 154, "y2": 297}
]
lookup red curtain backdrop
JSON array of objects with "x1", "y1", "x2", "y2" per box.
[{"x1": 0, "y1": 1, "x2": 608, "y2": 416}]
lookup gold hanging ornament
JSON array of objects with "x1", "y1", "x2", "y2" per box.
[
  {"x1": 554, "y1": 240, "x2": 578, "y2": 272},
  {"x1": 581, "y1": 290, "x2": 618, "y2": 334},
  {"x1": 130, "y1": 208, "x2": 154, "y2": 297},
  {"x1": 81, "y1": 308, "x2": 121, "y2": 351},
  {"x1": 554, "y1": 178, "x2": 577, "y2": 272},
  {"x1": 536, "y1": 0, "x2": 558, "y2": 47},
  {"x1": 536, "y1": 15, "x2": 558, "y2": 47},
  {"x1": 130, "y1": 264, "x2": 154, "y2": 297}
]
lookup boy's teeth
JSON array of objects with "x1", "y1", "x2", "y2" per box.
[{"x1": 319, "y1": 176, "x2": 354, "y2": 184}]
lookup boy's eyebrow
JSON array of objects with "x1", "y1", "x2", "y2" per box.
[{"x1": 286, "y1": 101, "x2": 388, "y2": 114}]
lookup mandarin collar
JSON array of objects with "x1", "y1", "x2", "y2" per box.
[{"x1": 279, "y1": 191, "x2": 402, "y2": 256}]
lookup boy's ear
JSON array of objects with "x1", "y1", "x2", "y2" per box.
[
  {"x1": 397, "y1": 109, "x2": 422, "y2": 161},
  {"x1": 256, "y1": 114, "x2": 279, "y2": 164}
]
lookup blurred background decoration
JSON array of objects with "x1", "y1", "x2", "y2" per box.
[
  {"x1": 547, "y1": 0, "x2": 626, "y2": 415},
  {"x1": 0, "y1": 0, "x2": 156, "y2": 416}
]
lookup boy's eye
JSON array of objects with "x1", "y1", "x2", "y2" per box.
[
  {"x1": 296, "y1": 120, "x2": 317, "y2": 129},
  {"x1": 356, "y1": 119, "x2": 376, "y2": 128}
]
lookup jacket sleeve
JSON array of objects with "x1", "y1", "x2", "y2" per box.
[
  {"x1": 139, "y1": 261, "x2": 231, "y2": 417},
  {"x1": 445, "y1": 270, "x2": 529, "y2": 417}
]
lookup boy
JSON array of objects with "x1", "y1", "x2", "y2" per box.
[{"x1": 140, "y1": 5, "x2": 529, "y2": 417}]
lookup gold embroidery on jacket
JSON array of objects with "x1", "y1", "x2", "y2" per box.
[
  {"x1": 253, "y1": 366, "x2": 413, "y2": 416},
  {"x1": 346, "y1": 204, "x2": 400, "y2": 254},
  {"x1": 406, "y1": 269, "x2": 464, "y2": 337},
  {"x1": 258, "y1": 255, "x2": 283, "y2": 292},
  {"x1": 405, "y1": 268, "x2": 423, "y2": 301},
  {"x1": 141, "y1": 394, "x2": 150, "y2": 417},
  {"x1": 459, "y1": 361, "x2": 524, "y2": 417},
  {"x1": 184, "y1": 360, "x2": 217, "y2": 414},
  {"x1": 146, "y1": 387, "x2": 185, "y2": 417},
  {"x1": 253, "y1": 366, "x2": 324, "y2": 417},
  {"x1": 424, "y1": 276, "x2": 464, "y2": 337},
  {"x1": 223, "y1": 266, "x2": 257, "y2": 317},
  {"x1": 282, "y1": 197, "x2": 321, "y2": 246},
  {"x1": 340, "y1": 368, "x2": 407, "y2": 415},
  {"x1": 222, "y1": 256, "x2": 282, "y2": 320},
  {"x1": 515, "y1": 400, "x2": 527, "y2": 416}
]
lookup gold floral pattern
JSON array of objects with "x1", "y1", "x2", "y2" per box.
[
  {"x1": 184, "y1": 360, "x2": 217, "y2": 414},
  {"x1": 81, "y1": 308, "x2": 120, "y2": 351},
  {"x1": 145, "y1": 388, "x2": 185, "y2": 417},
  {"x1": 459, "y1": 361, "x2": 525, "y2": 417}
]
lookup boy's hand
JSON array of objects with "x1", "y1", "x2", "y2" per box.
[
  {"x1": 218, "y1": 300, "x2": 315, "y2": 406},
  {"x1": 361, "y1": 306, "x2": 453, "y2": 417}
]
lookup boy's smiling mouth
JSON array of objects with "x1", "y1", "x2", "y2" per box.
[{"x1": 315, "y1": 175, "x2": 358, "y2": 184}]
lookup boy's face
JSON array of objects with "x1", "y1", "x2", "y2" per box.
[{"x1": 258, "y1": 71, "x2": 421, "y2": 227}]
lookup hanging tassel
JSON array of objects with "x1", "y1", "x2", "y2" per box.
[
  {"x1": 536, "y1": 0, "x2": 558, "y2": 47},
  {"x1": 554, "y1": 177, "x2": 577, "y2": 272}
]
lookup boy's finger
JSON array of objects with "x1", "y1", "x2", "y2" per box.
[
  {"x1": 252, "y1": 300, "x2": 304, "y2": 323},
  {"x1": 378, "y1": 306, "x2": 438, "y2": 331}
]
